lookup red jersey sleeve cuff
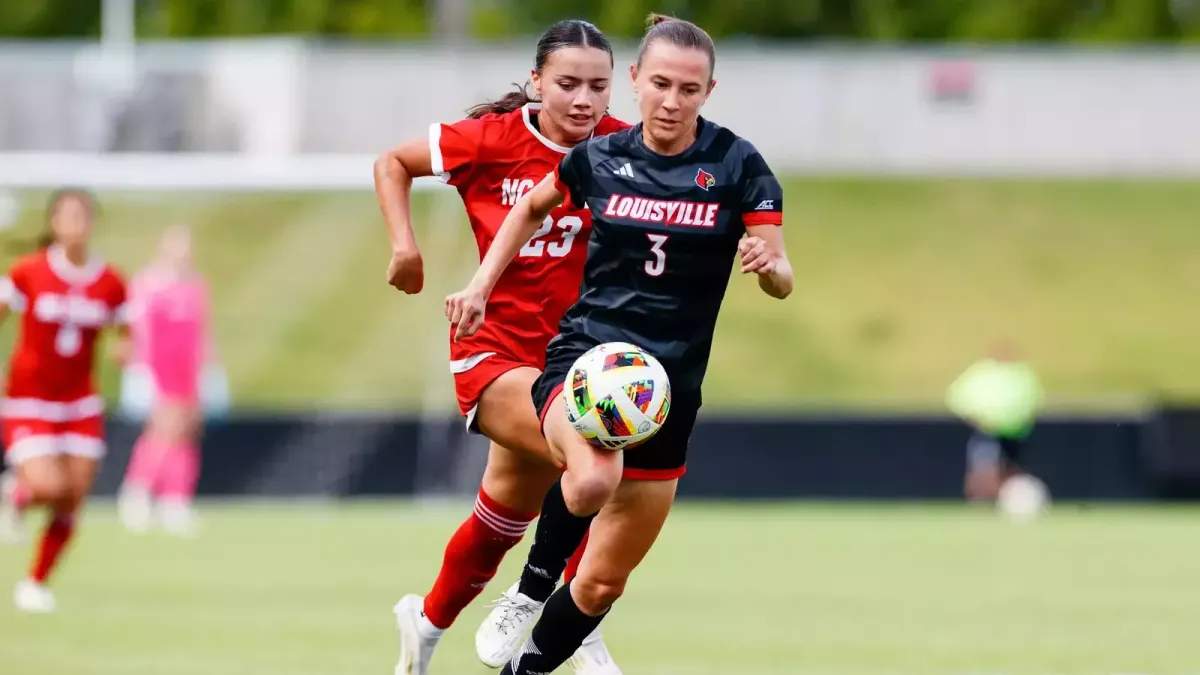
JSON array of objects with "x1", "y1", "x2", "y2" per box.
[{"x1": 743, "y1": 211, "x2": 783, "y2": 226}]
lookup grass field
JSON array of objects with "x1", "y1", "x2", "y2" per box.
[
  {"x1": 0, "y1": 502, "x2": 1197, "y2": 675},
  {"x1": 2, "y1": 178, "x2": 1199, "y2": 412}
]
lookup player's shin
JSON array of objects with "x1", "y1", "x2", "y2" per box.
[
  {"x1": 517, "y1": 479, "x2": 600, "y2": 603},
  {"x1": 424, "y1": 488, "x2": 536, "y2": 629},
  {"x1": 502, "y1": 581, "x2": 608, "y2": 675}
]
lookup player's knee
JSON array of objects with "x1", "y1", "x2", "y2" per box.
[
  {"x1": 561, "y1": 457, "x2": 621, "y2": 516},
  {"x1": 33, "y1": 476, "x2": 73, "y2": 510},
  {"x1": 571, "y1": 573, "x2": 627, "y2": 616}
]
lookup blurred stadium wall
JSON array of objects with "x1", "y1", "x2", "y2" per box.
[{"x1": 0, "y1": 39, "x2": 1198, "y2": 501}]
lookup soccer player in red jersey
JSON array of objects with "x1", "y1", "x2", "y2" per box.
[
  {"x1": 0, "y1": 189, "x2": 129, "y2": 613},
  {"x1": 374, "y1": 20, "x2": 628, "y2": 675}
]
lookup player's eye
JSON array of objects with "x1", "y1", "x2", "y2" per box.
[
  {"x1": 591, "y1": 83, "x2": 609, "y2": 92},
  {"x1": 558, "y1": 81, "x2": 577, "y2": 90}
]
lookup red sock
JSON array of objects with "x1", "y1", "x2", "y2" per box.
[
  {"x1": 564, "y1": 529, "x2": 589, "y2": 584},
  {"x1": 422, "y1": 489, "x2": 536, "y2": 629},
  {"x1": 30, "y1": 514, "x2": 75, "y2": 584}
]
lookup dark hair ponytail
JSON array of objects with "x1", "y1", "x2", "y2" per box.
[
  {"x1": 12, "y1": 187, "x2": 98, "y2": 253},
  {"x1": 638, "y1": 13, "x2": 716, "y2": 80},
  {"x1": 466, "y1": 19, "x2": 614, "y2": 119}
]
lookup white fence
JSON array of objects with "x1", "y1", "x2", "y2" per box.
[{"x1": 0, "y1": 40, "x2": 1198, "y2": 177}]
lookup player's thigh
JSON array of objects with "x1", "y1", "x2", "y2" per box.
[
  {"x1": 475, "y1": 365, "x2": 561, "y2": 469},
  {"x1": 3, "y1": 419, "x2": 70, "y2": 502},
  {"x1": 620, "y1": 390, "x2": 701, "y2": 481},
  {"x1": 480, "y1": 441, "x2": 562, "y2": 515},
  {"x1": 13, "y1": 457, "x2": 72, "y2": 506},
  {"x1": 149, "y1": 398, "x2": 201, "y2": 444},
  {"x1": 59, "y1": 417, "x2": 105, "y2": 507},
  {"x1": 542, "y1": 388, "x2": 623, "y2": 514},
  {"x1": 572, "y1": 477, "x2": 678, "y2": 613}
]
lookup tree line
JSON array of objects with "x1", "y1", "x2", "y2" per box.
[{"x1": 3, "y1": 0, "x2": 1198, "y2": 42}]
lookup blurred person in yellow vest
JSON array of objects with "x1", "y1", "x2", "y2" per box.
[{"x1": 946, "y1": 341, "x2": 1044, "y2": 503}]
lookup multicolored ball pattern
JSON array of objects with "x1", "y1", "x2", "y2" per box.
[{"x1": 564, "y1": 342, "x2": 671, "y2": 450}]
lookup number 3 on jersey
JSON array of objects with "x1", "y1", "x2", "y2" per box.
[
  {"x1": 645, "y1": 234, "x2": 668, "y2": 277},
  {"x1": 519, "y1": 216, "x2": 583, "y2": 258}
]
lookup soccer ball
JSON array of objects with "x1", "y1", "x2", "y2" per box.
[
  {"x1": 563, "y1": 342, "x2": 671, "y2": 450},
  {"x1": 997, "y1": 474, "x2": 1050, "y2": 522}
]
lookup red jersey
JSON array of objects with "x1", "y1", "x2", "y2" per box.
[
  {"x1": 0, "y1": 246, "x2": 127, "y2": 418},
  {"x1": 430, "y1": 103, "x2": 629, "y2": 369}
]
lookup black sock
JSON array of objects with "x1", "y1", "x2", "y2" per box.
[
  {"x1": 501, "y1": 581, "x2": 607, "y2": 675},
  {"x1": 517, "y1": 479, "x2": 596, "y2": 602}
]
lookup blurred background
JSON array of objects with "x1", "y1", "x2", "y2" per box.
[{"x1": 2, "y1": 2, "x2": 1200, "y2": 674}]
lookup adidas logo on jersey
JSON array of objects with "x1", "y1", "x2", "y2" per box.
[
  {"x1": 603, "y1": 194, "x2": 719, "y2": 228},
  {"x1": 613, "y1": 163, "x2": 635, "y2": 178}
]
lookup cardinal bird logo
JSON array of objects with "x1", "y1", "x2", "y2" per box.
[{"x1": 695, "y1": 168, "x2": 716, "y2": 191}]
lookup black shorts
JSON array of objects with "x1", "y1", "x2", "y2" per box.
[
  {"x1": 531, "y1": 335, "x2": 700, "y2": 480},
  {"x1": 966, "y1": 431, "x2": 1024, "y2": 469}
]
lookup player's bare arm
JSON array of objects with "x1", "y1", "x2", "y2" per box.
[
  {"x1": 374, "y1": 137, "x2": 436, "y2": 294},
  {"x1": 445, "y1": 174, "x2": 566, "y2": 339},
  {"x1": 741, "y1": 224, "x2": 793, "y2": 299}
]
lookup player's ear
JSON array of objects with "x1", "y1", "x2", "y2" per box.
[
  {"x1": 531, "y1": 68, "x2": 542, "y2": 97},
  {"x1": 704, "y1": 78, "x2": 717, "y2": 101},
  {"x1": 629, "y1": 63, "x2": 639, "y2": 91}
]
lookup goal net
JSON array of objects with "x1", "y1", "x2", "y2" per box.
[{"x1": 0, "y1": 153, "x2": 491, "y2": 499}]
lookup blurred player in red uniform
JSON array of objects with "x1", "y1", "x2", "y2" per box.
[
  {"x1": 374, "y1": 19, "x2": 627, "y2": 675},
  {"x1": 0, "y1": 189, "x2": 128, "y2": 613}
]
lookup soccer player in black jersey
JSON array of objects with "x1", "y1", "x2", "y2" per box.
[{"x1": 445, "y1": 14, "x2": 794, "y2": 674}]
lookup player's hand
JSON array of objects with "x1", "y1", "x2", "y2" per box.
[
  {"x1": 387, "y1": 248, "x2": 425, "y2": 294},
  {"x1": 738, "y1": 236, "x2": 777, "y2": 275},
  {"x1": 445, "y1": 286, "x2": 487, "y2": 341}
]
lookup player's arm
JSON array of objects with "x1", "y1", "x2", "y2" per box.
[
  {"x1": 374, "y1": 119, "x2": 482, "y2": 294},
  {"x1": 108, "y1": 276, "x2": 133, "y2": 364},
  {"x1": 374, "y1": 136, "x2": 435, "y2": 255},
  {"x1": 736, "y1": 142, "x2": 792, "y2": 299},
  {"x1": 0, "y1": 267, "x2": 27, "y2": 330},
  {"x1": 473, "y1": 173, "x2": 564, "y2": 296},
  {"x1": 447, "y1": 172, "x2": 568, "y2": 339},
  {"x1": 742, "y1": 224, "x2": 794, "y2": 299}
]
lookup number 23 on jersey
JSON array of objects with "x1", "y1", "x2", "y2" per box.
[{"x1": 518, "y1": 216, "x2": 583, "y2": 258}]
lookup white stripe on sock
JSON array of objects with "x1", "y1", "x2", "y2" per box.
[{"x1": 473, "y1": 498, "x2": 532, "y2": 538}]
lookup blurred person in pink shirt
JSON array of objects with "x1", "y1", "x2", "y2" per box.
[{"x1": 117, "y1": 225, "x2": 223, "y2": 535}]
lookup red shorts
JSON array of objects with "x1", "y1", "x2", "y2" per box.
[
  {"x1": 1, "y1": 395, "x2": 106, "y2": 467},
  {"x1": 450, "y1": 352, "x2": 534, "y2": 433},
  {"x1": 1, "y1": 415, "x2": 105, "y2": 468}
]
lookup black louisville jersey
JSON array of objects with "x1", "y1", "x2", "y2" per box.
[{"x1": 551, "y1": 118, "x2": 784, "y2": 392}]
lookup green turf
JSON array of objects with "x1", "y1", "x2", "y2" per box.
[
  {"x1": 0, "y1": 502, "x2": 1197, "y2": 674},
  {"x1": 1, "y1": 178, "x2": 1198, "y2": 412}
]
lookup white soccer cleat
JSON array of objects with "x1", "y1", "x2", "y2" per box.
[
  {"x1": 0, "y1": 471, "x2": 26, "y2": 543},
  {"x1": 117, "y1": 484, "x2": 154, "y2": 534},
  {"x1": 566, "y1": 628, "x2": 623, "y2": 674},
  {"x1": 13, "y1": 578, "x2": 56, "y2": 614},
  {"x1": 393, "y1": 594, "x2": 443, "y2": 675},
  {"x1": 476, "y1": 581, "x2": 544, "y2": 668},
  {"x1": 158, "y1": 499, "x2": 198, "y2": 538}
]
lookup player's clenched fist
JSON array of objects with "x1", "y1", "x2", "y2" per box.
[
  {"x1": 445, "y1": 286, "x2": 487, "y2": 341},
  {"x1": 387, "y1": 248, "x2": 425, "y2": 294},
  {"x1": 738, "y1": 235, "x2": 777, "y2": 275}
]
